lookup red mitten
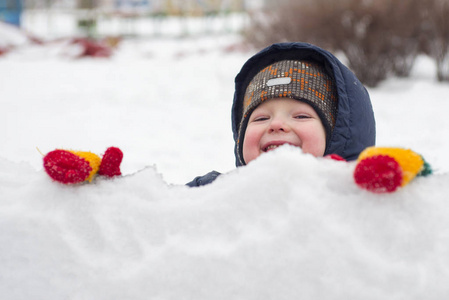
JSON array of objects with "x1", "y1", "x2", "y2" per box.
[
  {"x1": 43, "y1": 146, "x2": 122, "y2": 184},
  {"x1": 43, "y1": 150, "x2": 93, "y2": 184},
  {"x1": 98, "y1": 147, "x2": 123, "y2": 177},
  {"x1": 354, "y1": 155, "x2": 403, "y2": 193},
  {"x1": 353, "y1": 147, "x2": 431, "y2": 193},
  {"x1": 325, "y1": 154, "x2": 346, "y2": 161}
]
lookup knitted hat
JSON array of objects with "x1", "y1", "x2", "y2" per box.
[{"x1": 236, "y1": 59, "x2": 338, "y2": 165}]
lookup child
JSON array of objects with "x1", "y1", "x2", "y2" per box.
[{"x1": 187, "y1": 42, "x2": 376, "y2": 187}]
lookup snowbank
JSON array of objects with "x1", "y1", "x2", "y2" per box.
[{"x1": 1, "y1": 146, "x2": 448, "y2": 299}]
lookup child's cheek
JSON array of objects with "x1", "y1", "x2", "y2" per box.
[
  {"x1": 242, "y1": 126, "x2": 263, "y2": 163},
  {"x1": 300, "y1": 126, "x2": 327, "y2": 157}
]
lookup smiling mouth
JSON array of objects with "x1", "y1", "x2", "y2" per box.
[
  {"x1": 264, "y1": 145, "x2": 282, "y2": 152},
  {"x1": 263, "y1": 143, "x2": 295, "y2": 152}
]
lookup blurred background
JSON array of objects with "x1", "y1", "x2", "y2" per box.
[
  {"x1": 1, "y1": 0, "x2": 449, "y2": 184},
  {"x1": 2, "y1": 0, "x2": 449, "y2": 87}
]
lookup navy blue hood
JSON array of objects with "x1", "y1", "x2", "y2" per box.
[{"x1": 232, "y1": 42, "x2": 376, "y2": 166}]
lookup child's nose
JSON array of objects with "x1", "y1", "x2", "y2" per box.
[{"x1": 269, "y1": 118, "x2": 289, "y2": 133}]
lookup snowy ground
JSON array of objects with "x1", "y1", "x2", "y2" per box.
[{"x1": 1, "y1": 17, "x2": 449, "y2": 299}]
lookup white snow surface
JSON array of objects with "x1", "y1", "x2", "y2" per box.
[{"x1": 2, "y1": 19, "x2": 449, "y2": 299}]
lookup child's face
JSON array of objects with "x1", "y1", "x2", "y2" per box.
[{"x1": 242, "y1": 98, "x2": 327, "y2": 164}]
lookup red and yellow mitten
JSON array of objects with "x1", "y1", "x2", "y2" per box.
[
  {"x1": 353, "y1": 147, "x2": 432, "y2": 193},
  {"x1": 43, "y1": 146, "x2": 123, "y2": 184}
]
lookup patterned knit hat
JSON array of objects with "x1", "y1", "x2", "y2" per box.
[{"x1": 236, "y1": 59, "x2": 338, "y2": 165}]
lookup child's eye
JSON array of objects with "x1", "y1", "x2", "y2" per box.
[
  {"x1": 294, "y1": 114, "x2": 311, "y2": 119},
  {"x1": 253, "y1": 116, "x2": 269, "y2": 122}
]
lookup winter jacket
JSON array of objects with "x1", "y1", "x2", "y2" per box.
[{"x1": 186, "y1": 42, "x2": 376, "y2": 187}]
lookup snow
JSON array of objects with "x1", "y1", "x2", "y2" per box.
[{"x1": 1, "y1": 15, "x2": 449, "y2": 299}]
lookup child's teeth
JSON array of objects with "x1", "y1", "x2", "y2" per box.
[{"x1": 266, "y1": 145, "x2": 279, "y2": 151}]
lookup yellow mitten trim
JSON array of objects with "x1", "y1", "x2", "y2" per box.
[
  {"x1": 69, "y1": 151, "x2": 101, "y2": 182},
  {"x1": 358, "y1": 147, "x2": 424, "y2": 186}
]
